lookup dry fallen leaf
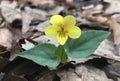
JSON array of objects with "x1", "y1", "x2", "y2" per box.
[
  {"x1": 0, "y1": 28, "x2": 13, "y2": 48},
  {"x1": 21, "y1": 11, "x2": 32, "y2": 34},
  {"x1": 24, "y1": 6, "x2": 48, "y2": 17},
  {"x1": 57, "y1": 69, "x2": 82, "y2": 81},
  {"x1": 35, "y1": 20, "x2": 50, "y2": 32},
  {"x1": 0, "y1": 73, "x2": 5, "y2": 81},
  {"x1": 21, "y1": 39, "x2": 35, "y2": 50},
  {"x1": 109, "y1": 19, "x2": 120, "y2": 45},
  {"x1": 104, "y1": 0, "x2": 120, "y2": 14},
  {"x1": 28, "y1": 0, "x2": 54, "y2": 6},
  {"x1": 57, "y1": 64, "x2": 113, "y2": 81},
  {"x1": 94, "y1": 38, "x2": 120, "y2": 61},
  {"x1": 75, "y1": 65, "x2": 113, "y2": 81},
  {"x1": 33, "y1": 35, "x2": 59, "y2": 46},
  {"x1": 0, "y1": 0, "x2": 21, "y2": 23},
  {"x1": 49, "y1": 6, "x2": 64, "y2": 15}
]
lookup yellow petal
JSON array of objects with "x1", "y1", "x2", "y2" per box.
[
  {"x1": 45, "y1": 25, "x2": 60, "y2": 37},
  {"x1": 50, "y1": 15, "x2": 63, "y2": 26},
  {"x1": 57, "y1": 33, "x2": 68, "y2": 45},
  {"x1": 68, "y1": 26, "x2": 81, "y2": 39},
  {"x1": 63, "y1": 15, "x2": 76, "y2": 27}
]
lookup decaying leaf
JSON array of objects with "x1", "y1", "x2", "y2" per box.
[
  {"x1": 2, "y1": 74, "x2": 27, "y2": 81},
  {"x1": 3, "y1": 57, "x2": 41, "y2": 76},
  {"x1": 35, "y1": 72, "x2": 56, "y2": 81},
  {"x1": 0, "y1": 57, "x2": 9, "y2": 72}
]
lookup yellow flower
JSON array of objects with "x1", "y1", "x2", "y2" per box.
[{"x1": 45, "y1": 15, "x2": 81, "y2": 45}]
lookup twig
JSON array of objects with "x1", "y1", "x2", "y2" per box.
[{"x1": 81, "y1": 64, "x2": 85, "y2": 81}]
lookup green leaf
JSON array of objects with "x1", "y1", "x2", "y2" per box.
[
  {"x1": 64, "y1": 30, "x2": 110, "y2": 58},
  {"x1": 55, "y1": 45, "x2": 68, "y2": 63},
  {"x1": 19, "y1": 43, "x2": 60, "y2": 68}
]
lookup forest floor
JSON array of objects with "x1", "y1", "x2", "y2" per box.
[{"x1": 0, "y1": 0, "x2": 120, "y2": 81}]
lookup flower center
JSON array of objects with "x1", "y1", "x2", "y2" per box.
[{"x1": 58, "y1": 28, "x2": 68, "y2": 37}]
